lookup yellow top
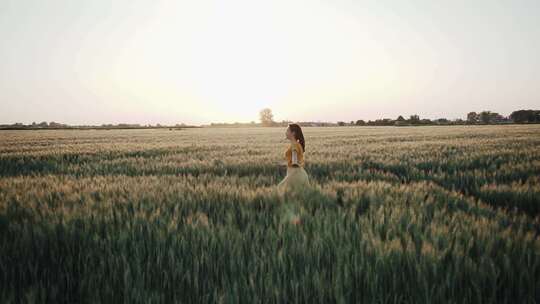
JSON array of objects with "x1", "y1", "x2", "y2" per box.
[{"x1": 285, "y1": 141, "x2": 304, "y2": 168}]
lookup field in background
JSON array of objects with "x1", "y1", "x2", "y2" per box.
[{"x1": 1, "y1": 125, "x2": 539, "y2": 303}]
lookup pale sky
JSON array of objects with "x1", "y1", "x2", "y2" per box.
[{"x1": 1, "y1": 0, "x2": 539, "y2": 125}]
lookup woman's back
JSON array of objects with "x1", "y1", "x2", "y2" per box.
[{"x1": 285, "y1": 141, "x2": 304, "y2": 167}]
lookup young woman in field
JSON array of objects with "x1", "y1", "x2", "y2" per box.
[{"x1": 277, "y1": 123, "x2": 310, "y2": 194}]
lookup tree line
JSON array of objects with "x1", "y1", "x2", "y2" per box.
[
  {"x1": 1, "y1": 109, "x2": 539, "y2": 130},
  {"x1": 261, "y1": 108, "x2": 540, "y2": 127},
  {"x1": 0, "y1": 121, "x2": 200, "y2": 130}
]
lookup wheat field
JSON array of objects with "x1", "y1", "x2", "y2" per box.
[{"x1": 1, "y1": 125, "x2": 539, "y2": 303}]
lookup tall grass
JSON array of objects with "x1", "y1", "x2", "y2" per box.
[{"x1": 0, "y1": 125, "x2": 539, "y2": 303}]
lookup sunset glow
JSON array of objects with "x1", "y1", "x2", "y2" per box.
[{"x1": 1, "y1": 0, "x2": 539, "y2": 125}]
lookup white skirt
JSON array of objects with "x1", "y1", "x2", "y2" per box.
[{"x1": 278, "y1": 166, "x2": 310, "y2": 193}]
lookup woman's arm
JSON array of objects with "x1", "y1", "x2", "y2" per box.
[{"x1": 291, "y1": 145, "x2": 300, "y2": 167}]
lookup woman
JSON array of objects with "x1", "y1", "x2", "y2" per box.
[{"x1": 277, "y1": 123, "x2": 310, "y2": 194}]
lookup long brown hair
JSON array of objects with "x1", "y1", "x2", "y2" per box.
[{"x1": 288, "y1": 123, "x2": 305, "y2": 152}]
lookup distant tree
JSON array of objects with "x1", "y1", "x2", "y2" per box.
[
  {"x1": 409, "y1": 115, "x2": 420, "y2": 124},
  {"x1": 382, "y1": 119, "x2": 394, "y2": 125},
  {"x1": 479, "y1": 111, "x2": 500, "y2": 124},
  {"x1": 467, "y1": 112, "x2": 479, "y2": 124},
  {"x1": 479, "y1": 111, "x2": 490, "y2": 124},
  {"x1": 355, "y1": 120, "x2": 366, "y2": 126},
  {"x1": 337, "y1": 121, "x2": 346, "y2": 126},
  {"x1": 259, "y1": 108, "x2": 275, "y2": 126},
  {"x1": 368, "y1": 118, "x2": 394, "y2": 126},
  {"x1": 396, "y1": 115, "x2": 405, "y2": 121},
  {"x1": 435, "y1": 118, "x2": 449, "y2": 124},
  {"x1": 510, "y1": 110, "x2": 540, "y2": 123}
]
